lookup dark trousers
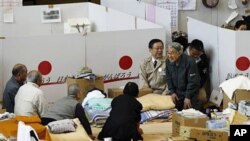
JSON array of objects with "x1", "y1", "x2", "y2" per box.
[
  {"x1": 41, "y1": 117, "x2": 56, "y2": 125},
  {"x1": 175, "y1": 94, "x2": 203, "y2": 112}
]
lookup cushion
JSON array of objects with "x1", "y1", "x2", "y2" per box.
[
  {"x1": 137, "y1": 94, "x2": 175, "y2": 111},
  {"x1": 47, "y1": 118, "x2": 93, "y2": 141},
  {"x1": 48, "y1": 119, "x2": 77, "y2": 134}
]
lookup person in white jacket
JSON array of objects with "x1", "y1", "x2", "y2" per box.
[{"x1": 14, "y1": 70, "x2": 47, "y2": 117}]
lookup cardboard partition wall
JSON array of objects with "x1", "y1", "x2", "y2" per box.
[
  {"x1": 0, "y1": 2, "x2": 165, "y2": 101},
  {"x1": 188, "y1": 17, "x2": 250, "y2": 91}
]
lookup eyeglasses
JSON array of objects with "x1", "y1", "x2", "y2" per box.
[
  {"x1": 167, "y1": 51, "x2": 178, "y2": 55},
  {"x1": 152, "y1": 47, "x2": 163, "y2": 50}
]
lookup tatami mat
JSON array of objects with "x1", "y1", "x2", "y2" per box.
[{"x1": 92, "y1": 122, "x2": 172, "y2": 141}]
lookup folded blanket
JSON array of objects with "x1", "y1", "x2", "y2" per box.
[
  {"x1": 84, "y1": 98, "x2": 112, "y2": 127},
  {"x1": 87, "y1": 98, "x2": 112, "y2": 111},
  {"x1": 140, "y1": 109, "x2": 177, "y2": 123},
  {"x1": 85, "y1": 104, "x2": 111, "y2": 123}
]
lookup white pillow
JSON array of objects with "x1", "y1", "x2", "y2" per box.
[
  {"x1": 48, "y1": 118, "x2": 93, "y2": 141},
  {"x1": 48, "y1": 119, "x2": 77, "y2": 134}
]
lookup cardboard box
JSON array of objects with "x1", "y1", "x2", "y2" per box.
[
  {"x1": 209, "y1": 89, "x2": 223, "y2": 107},
  {"x1": 168, "y1": 136, "x2": 195, "y2": 141},
  {"x1": 180, "y1": 126, "x2": 228, "y2": 141},
  {"x1": 66, "y1": 76, "x2": 104, "y2": 97},
  {"x1": 108, "y1": 87, "x2": 153, "y2": 98},
  {"x1": 0, "y1": 109, "x2": 6, "y2": 114},
  {"x1": 223, "y1": 89, "x2": 250, "y2": 109},
  {"x1": 172, "y1": 113, "x2": 209, "y2": 136}
]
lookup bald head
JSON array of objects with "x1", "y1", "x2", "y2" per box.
[
  {"x1": 68, "y1": 84, "x2": 81, "y2": 100},
  {"x1": 27, "y1": 70, "x2": 42, "y2": 86}
]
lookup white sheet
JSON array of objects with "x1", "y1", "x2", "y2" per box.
[{"x1": 219, "y1": 76, "x2": 250, "y2": 99}]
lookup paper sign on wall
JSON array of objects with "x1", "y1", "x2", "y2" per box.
[{"x1": 41, "y1": 7, "x2": 61, "y2": 23}]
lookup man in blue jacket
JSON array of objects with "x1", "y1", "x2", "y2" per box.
[
  {"x1": 2, "y1": 64, "x2": 27, "y2": 113},
  {"x1": 166, "y1": 42, "x2": 201, "y2": 111}
]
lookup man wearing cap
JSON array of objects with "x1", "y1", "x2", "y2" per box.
[
  {"x1": 166, "y1": 42, "x2": 201, "y2": 111},
  {"x1": 139, "y1": 39, "x2": 168, "y2": 95}
]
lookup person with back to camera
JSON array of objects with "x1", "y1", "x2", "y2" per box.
[
  {"x1": 98, "y1": 82, "x2": 143, "y2": 141},
  {"x1": 41, "y1": 83, "x2": 95, "y2": 140},
  {"x1": 14, "y1": 70, "x2": 47, "y2": 117},
  {"x1": 139, "y1": 39, "x2": 168, "y2": 95},
  {"x1": 2, "y1": 63, "x2": 27, "y2": 113},
  {"x1": 166, "y1": 42, "x2": 201, "y2": 111}
]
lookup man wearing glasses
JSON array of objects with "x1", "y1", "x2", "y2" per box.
[{"x1": 139, "y1": 39, "x2": 168, "y2": 95}]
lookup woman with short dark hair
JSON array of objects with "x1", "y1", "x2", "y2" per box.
[{"x1": 98, "y1": 82, "x2": 143, "y2": 141}]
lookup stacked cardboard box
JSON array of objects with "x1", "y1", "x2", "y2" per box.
[
  {"x1": 66, "y1": 75, "x2": 104, "y2": 97},
  {"x1": 180, "y1": 126, "x2": 228, "y2": 141},
  {"x1": 223, "y1": 89, "x2": 250, "y2": 109},
  {"x1": 172, "y1": 113, "x2": 209, "y2": 136}
]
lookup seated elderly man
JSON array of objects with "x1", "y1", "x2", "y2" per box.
[
  {"x1": 41, "y1": 84, "x2": 95, "y2": 140},
  {"x1": 2, "y1": 63, "x2": 27, "y2": 113},
  {"x1": 14, "y1": 70, "x2": 47, "y2": 117},
  {"x1": 139, "y1": 39, "x2": 168, "y2": 95},
  {"x1": 166, "y1": 42, "x2": 201, "y2": 111}
]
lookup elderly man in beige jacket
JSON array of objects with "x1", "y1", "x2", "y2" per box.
[{"x1": 139, "y1": 39, "x2": 168, "y2": 95}]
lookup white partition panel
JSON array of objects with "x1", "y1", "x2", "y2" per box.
[
  {"x1": 88, "y1": 3, "x2": 138, "y2": 32},
  {"x1": 235, "y1": 31, "x2": 250, "y2": 74},
  {"x1": 1, "y1": 3, "x2": 163, "y2": 35},
  {"x1": 86, "y1": 28, "x2": 165, "y2": 91},
  {"x1": 2, "y1": 34, "x2": 85, "y2": 102},
  {"x1": 188, "y1": 17, "x2": 250, "y2": 91},
  {"x1": 101, "y1": 0, "x2": 171, "y2": 42},
  {"x1": 106, "y1": 8, "x2": 135, "y2": 31},
  {"x1": 88, "y1": 3, "x2": 107, "y2": 32},
  {"x1": 154, "y1": 5, "x2": 171, "y2": 42},
  {"x1": 187, "y1": 17, "x2": 219, "y2": 90},
  {"x1": 0, "y1": 2, "x2": 166, "y2": 102},
  {"x1": 101, "y1": 0, "x2": 146, "y2": 19},
  {"x1": 137, "y1": 18, "x2": 162, "y2": 29},
  {"x1": 218, "y1": 28, "x2": 236, "y2": 82},
  {"x1": 0, "y1": 3, "x2": 89, "y2": 37},
  {"x1": 0, "y1": 39, "x2": 3, "y2": 100}
]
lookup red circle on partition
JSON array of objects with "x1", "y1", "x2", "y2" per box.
[
  {"x1": 236, "y1": 56, "x2": 250, "y2": 71},
  {"x1": 119, "y1": 56, "x2": 133, "y2": 70},
  {"x1": 38, "y1": 61, "x2": 52, "y2": 75}
]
